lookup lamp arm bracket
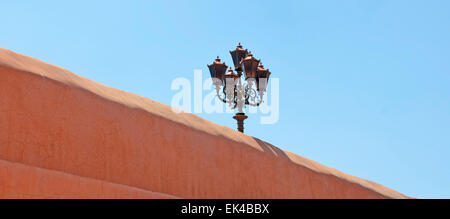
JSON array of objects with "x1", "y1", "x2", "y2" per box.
[
  {"x1": 215, "y1": 87, "x2": 228, "y2": 103},
  {"x1": 247, "y1": 91, "x2": 264, "y2": 107}
]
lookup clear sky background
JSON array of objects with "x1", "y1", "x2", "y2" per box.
[{"x1": 1, "y1": 0, "x2": 449, "y2": 198}]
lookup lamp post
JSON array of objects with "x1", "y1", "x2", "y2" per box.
[{"x1": 207, "y1": 43, "x2": 271, "y2": 133}]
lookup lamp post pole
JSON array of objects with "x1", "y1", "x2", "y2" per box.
[
  {"x1": 233, "y1": 113, "x2": 248, "y2": 133},
  {"x1": 208, "y1": 43, "x2": 271, "y2": 133}
]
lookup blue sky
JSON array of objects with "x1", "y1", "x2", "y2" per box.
[{"x1": 1, "y1": 0, "x2": 449, "y2": 198}]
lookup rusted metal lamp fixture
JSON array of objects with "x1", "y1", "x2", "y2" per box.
[{"x1": 207, "y1": 43, "x2": 271, "y2": 133}]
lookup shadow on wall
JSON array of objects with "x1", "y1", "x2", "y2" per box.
[{"x1": 252, "y1": 137, "x2": 292, "y2": 162}]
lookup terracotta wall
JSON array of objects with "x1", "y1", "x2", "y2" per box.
[
  {"x1": 0, "y1": 48, "x2": 409, "y2": 199},
  {"x1": 0, "y1": 159, "x2": 177, "y2": 199}
]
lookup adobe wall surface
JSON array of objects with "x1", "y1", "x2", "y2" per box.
[
  {"x1": 0, "y1": 159, "x2": 177, "y2": 199},
  {"x1": 0, "y1": 48, "x2": 409, "y2": 199}
]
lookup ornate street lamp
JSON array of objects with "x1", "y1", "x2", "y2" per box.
[{"x1": 207, "y1": 43, "x2": 272, "y2": 133}]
